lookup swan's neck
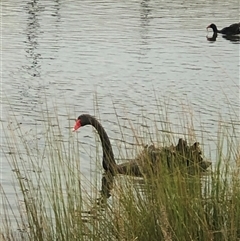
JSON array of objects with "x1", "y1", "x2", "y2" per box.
[
  {"x1": 89, "y1": 117, "x2": 116, "y2": 172},
  {"x1": 215, "y1": 27, "x2": 220, "y2": 33},
  {"x1": 211, "y1": 24, "x2": 219, "y2": 33}
]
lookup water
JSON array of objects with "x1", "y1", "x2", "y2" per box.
[{"x1": 1, "y1": 0, "x2": 240, "y2": 226}]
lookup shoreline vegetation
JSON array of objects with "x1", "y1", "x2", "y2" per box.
[{"x1": 1, "y1": 111, "x2": 240, "y2": 241}]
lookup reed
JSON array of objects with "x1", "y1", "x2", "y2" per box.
[{"x1": 1, "y1": 110, "x2": 240, "y2": 241}]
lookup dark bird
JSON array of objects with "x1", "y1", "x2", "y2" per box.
[
  {"x1": 72, "y1": 114, "x2": 211, "y2": 176},
  {"x1": 207, "y1": 22, "x2": 240, "y2": 35}
]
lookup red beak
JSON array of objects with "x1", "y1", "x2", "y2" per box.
[{"x1": 72, "y1": 119, "x2": 81, "y2": 131}]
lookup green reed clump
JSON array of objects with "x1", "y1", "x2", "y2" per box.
[
  {"x1": 2, "y1": 112, "x2": 240, "y2": 241},
  {"x1": 2, "y1": 118, "x2": 88, "y2": 240},
  {"x1": 104, "y1": 147, "x2": 240, "y2": 241}
]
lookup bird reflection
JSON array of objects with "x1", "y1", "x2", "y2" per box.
[
  {"x1": 98, "y1": 171, "x2": 114, "y2": 202},
  {"x1": 206, "y1": 33, "x2": 218, "y2": 42},
  {"x1": 222, "y1": 34, "x2": 240, "y2": 43},
  {"x1": 207, "y1": 32, "x2": 240, "y2": 43}
]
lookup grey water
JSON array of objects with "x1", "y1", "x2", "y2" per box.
[{"x1": 1, "y1": 0, "x2": 239, "y2": 226}]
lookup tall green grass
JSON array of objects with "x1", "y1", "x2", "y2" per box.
[{"x1": 1, "y1": 111, "x2": 240, "y2": 241}]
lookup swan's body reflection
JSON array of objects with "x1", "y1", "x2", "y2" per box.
[
  {"x1": 222, "y1": 35, "x2": 240, "y2": 43},
  {"x1": 99, "y1": 171, "x2": 114, "y2": 200},
  {"x1": 206, "y1": 33, "x2": 218, "y2": 42},
  {"x1": 207, "y1": 33, "x2": 240, "y2": 43}
]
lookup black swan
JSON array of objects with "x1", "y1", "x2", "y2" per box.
[
  {"x1": 207, "y1": 23, "x2": 240, "y2": 35},
  {"x1": 72, "y1": 114, "x2": 211, "y2": 176}
]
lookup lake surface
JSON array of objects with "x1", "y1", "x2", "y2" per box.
[{"x1": 1, "y1": 0, "x2": 240, "y2": 224}]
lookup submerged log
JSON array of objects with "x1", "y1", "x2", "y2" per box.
[
  {"x1": 134, "y1": 138, "x2": 212, "y2": 176},
  {"x1": 115, "y1": 138, "x2": 211, "y2": 177}
]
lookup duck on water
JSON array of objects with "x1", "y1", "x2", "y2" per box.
[{"x1": 72, "y1": 114, "x2": 211, "y2": 177}]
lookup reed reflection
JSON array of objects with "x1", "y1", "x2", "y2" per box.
[
  {"x1": 139, "y1": 0, "x2": 151, "y2": 56},
  {"x1": 25, "y1": 0, "x2": 41, "y2": 77}
]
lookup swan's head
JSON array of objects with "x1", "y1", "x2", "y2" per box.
[
  {"x1": 72, "y1": 114, "x2": 92, "y2": 131},
  {"x1": 207, "y1": 23, "x2": 217, "y2": 31}
]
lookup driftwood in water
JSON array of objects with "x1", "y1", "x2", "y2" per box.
[
  {"x1": 102, "y1": 138, "x2": 212, "y2": 190},
  {"x1": 115, "y1": 138, "x2": 211, "y2": 177},
  {"x1": 134, "y1": 138, "x2": 211, "y2": 176}
]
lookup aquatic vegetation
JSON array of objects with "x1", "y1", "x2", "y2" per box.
[{"x1": 1, "y1": 111, "x2": 240, "y2": 241}]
